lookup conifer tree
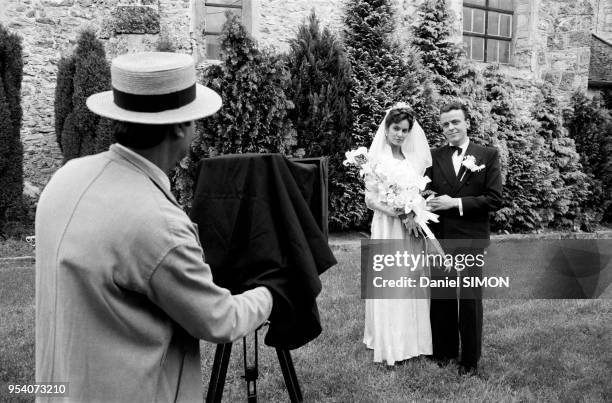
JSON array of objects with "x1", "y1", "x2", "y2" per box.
[
  {"x1": 411, "y1": 0, "x2": 465, "y2": 95},
  {"x1": 55, "y1": 55, "x2": 75, "y2": 152},
  {"x1": 410, "y1": 0, "x2": 492, "y2": 148},
  {"x1": 171, "y1": 13, "x2": 296, "y2": 210},
  {"x1": 0, "y1": 25, "x2": 24, "y2": 229},
  {"x1": 59, "y1": 30, "x2": 110, "y2": 161},
  {"x1": 483, "y1": 66, "x2": 555, "y2": 231},
  {"x1": 343, "y1": 0, "x2": 436, "y2": 228},
  {"x1": 565, "y1": 92, "x2": 612, "y2": 226},
  {"x1": 286, "y1": 11, "x2": 354, "y2": 229},
  {"x1": 532, "y1": 84, "x2": 590, "y2": 229}
]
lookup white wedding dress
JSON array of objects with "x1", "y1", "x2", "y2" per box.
[
  {"x1": 362, "y1": 106, "x2": 433, "y2": 365},
  {"x1": 363, "y1": 191, "x2": 433, "y2": 365}
]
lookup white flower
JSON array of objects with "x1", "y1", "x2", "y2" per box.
[
  {"x1": 391, "y1": 101, "x2": 411, "y2": 110},
  {"x1": 461, "y1": 155, "x2": 485, "y2": 172},
  {"x1": 343, "y1": 147, "x2": 369, "y2": 166}
]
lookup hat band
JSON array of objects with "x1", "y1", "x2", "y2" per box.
[{"x1": 112, "y1": 84, "x2": 196, "y2": 113}]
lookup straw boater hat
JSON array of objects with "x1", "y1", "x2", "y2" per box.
[{"x1": 86, "y1": 52, "x2": 222, "y2": 125}]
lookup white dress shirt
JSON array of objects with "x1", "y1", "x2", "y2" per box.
[{"x1": 449, "y1": 139, "x2": 469, "y2": 216}]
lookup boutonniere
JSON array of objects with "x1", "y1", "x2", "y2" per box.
[{"x1": 461, "y1": 155, "x2": 485, "y2": 172}]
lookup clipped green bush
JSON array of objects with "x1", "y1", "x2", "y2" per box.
[
  {"x1": 54, "y1": 55, "x2": 75, "y2": 152},
  {"x1": 171, "y1": 13, "x2": 296, "y2": 211},
  {"x1": 342, "y1": 0, "x2": 437, "y2": 229},
  {"x1": 532, "y1": 84, "x2": 590, "y2": 229},
  {"x1": 0, "y1": 24, "x2": 24, "y2": 230},
  {"x1": 57, "y1": 30, "x2": 110, "y2": 161},
  {"x1": 565, "y1": 92, "x2": 612, "y2": 226},
  {"x1": 411, "y1": 0, "x2": 492, "y2": 147},
  {"x1": 482, "y1": 66, "x2": 555, "y2": 232},
  {"x1": 411, "y1": 0, "x2": 466, "y2": 95},
  {"x1": 286, "y1": 11, "x2": 355, "y2": 230}
]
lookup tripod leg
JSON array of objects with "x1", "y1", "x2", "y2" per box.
[
  {"x1": 276, "y1": 349, "x2": 303, "y2": 403},
  {"x1": 206, "y1": 343, "x2": 232, "y2": 403}
]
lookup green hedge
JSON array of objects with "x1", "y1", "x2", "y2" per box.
[
  {"x1": 565, "y1": 92, "x2": 612, "y2": 226},
  {"x1": 531, "y1": 84, "x2": 590, "y2": 229},
  {"x1": 171, "y1": 13, "x2": 296, "y2": 211},
  {"x1": 56, "y1": 30, "x2": 111, "y2": 162},
  {"x1": 342, "y1": 0, "x2": 437, "y2": 229},
  {"x1": 0, "y1": 24, "x2": 24, "y2": 231},
  {"x1": 285, "y1": 11, "x2": 354, "y2": 230}
]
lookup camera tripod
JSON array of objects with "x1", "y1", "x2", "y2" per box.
[{"x1": 206, "y1": 327, "x2": 303, "y2": 403}]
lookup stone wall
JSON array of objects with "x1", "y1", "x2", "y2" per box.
[
  {"x1": 536, "y1": 0, "x2": 594, "y2": 93},
  {"x1": 254, "y1": 0, "x2": 345, "y2": 52},
  {"x1": 0, "y1": 0, "x2": 112, "y2": 190},
  {"x1": 2, "y1": 0, "x2": 612, "y2": 191},
  {"x1": 589, "y1": 34, "x2": 612, "y2": 83},
  {"x1": 595, "y1": 0, "x2": 612, "y2": 43}
]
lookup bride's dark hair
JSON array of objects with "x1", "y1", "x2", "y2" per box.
[{"x1": 384, "y1": 107, "x2": 414, "y2": 131}]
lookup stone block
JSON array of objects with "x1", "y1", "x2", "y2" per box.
[
  {"x1": 40, "y1": 0, "x2": 75, "y2": 6},
  {"x1": 547, "y1": 33, "x2": 564, "y2": 50},
  {"x1": 35, "y1": 17, "x2": 57, "y2": 25},
  {"x1": 111, "y1": 5, "x2": 160, "y2": 34},
  {"x1": 543, "y1": 70, "x2": 561, "y2": 85},
  {"x1": 568, "y1": 31, "x2": 591, "y2": 47},
  {"x1": 560, "y1": 71, "x2": 575, "y2": 89}
]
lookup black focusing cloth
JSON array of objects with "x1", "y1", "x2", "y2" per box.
[{"x1": 190, "y1": 153, "x2": 337, "y2": 350}]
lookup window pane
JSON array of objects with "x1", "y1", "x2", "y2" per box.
[
  {"x1": 463, "y1": 7, "x2": 472, "y2": 32},
  {"x1": 472, "y1": 9, "x2": 485, "y2": 33},
  {"x1": 487, "y1": 39, "x2": 499, "y2": 62},
  {"x1": 205, "y1": 0, "x2": 242, "y2": 6},
  {"x1": 206, "y1": 35, "x2": 221, "y2": 60},
  {"x1": 472, "y1": 36, "x2": 484, "y2": 61},
  {"x1": 488, "y1": 12, "x2": 500, "y2": 35},
  {"x1": 500, "y1": 14, "x2": 512, "y2": 37},
  {"x1": 205, "y1": 6, "x2": 242, "y2": 33},
  {"x1": 462, "y1": 36, "x2": 471, "y2": 58},
  {"x1": 499, "y1": 40, "x2": 510, "y2": 63},
  {"x1": 490, "y1": 0, "x2": 514, "y2": 11},
  {"x1": 464, "y1": 0, "x2": 486, "y2": 6}
]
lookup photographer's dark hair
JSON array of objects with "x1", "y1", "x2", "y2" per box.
[
  {"x1": 113, "y1": 121, "x2": 174, "y2": 149},
  {"x1": 439, "y1": 101, "x2": 470, "y2": 121},
  {"x1": 384, "y1": 108, "x2": 414, "y2": 131}
]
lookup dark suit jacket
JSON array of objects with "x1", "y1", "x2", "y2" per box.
[{"x1": 425, "y1": 142, "x2": 502, "y2": 244}]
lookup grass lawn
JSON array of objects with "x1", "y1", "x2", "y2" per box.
[{"x1": 1, "y1": 241, "x2": 611, "y2": 402}]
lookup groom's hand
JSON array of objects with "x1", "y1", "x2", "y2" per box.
[{"x1": 428, "y1": 195, "x2": 460, "y2": 211}]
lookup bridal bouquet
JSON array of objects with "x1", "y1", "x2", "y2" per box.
[{"x1": 343, "y1": 147, "x2": 439, "y2": 225}]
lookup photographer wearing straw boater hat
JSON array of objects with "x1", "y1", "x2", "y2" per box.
[{"x1": 35, "y1": 52, "x2": 273, "y2": 402}]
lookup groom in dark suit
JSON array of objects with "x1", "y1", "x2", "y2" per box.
[{"x1": 425, "y1": 101, "x2": 502, "y2": 375}]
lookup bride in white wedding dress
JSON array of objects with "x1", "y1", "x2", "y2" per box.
[{"x1": 363, "y1": 104, "x2": 433, "y2": 365}]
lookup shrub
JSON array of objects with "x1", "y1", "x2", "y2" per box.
[
  {"x1": 171, "y1": 13, "x2": 296, "y2": 210},
  {"x1": 342, "y1": 0, "x2": 437, "y2": 229},
  {"x1": 483, "y1": 66, "x2": 555, "y2": 232},
  {"x1": 411, "y1": 0, "x2": 466, "y2": 95},
  {"x1": 54, "y1": 55, "x2": 75, "y2": 152},
  {"x1": 57, "y1": 30, "x2": 110, "y2": 161},
  {"x1": 286, "y1": 11, "x2": 354, "y2": 230},
  {"x1": 531, "y1": 83, "x2": 590, "y2": 229},
  {"x1": 0, "y1": 24, "x2": 24, "y2": 231},
  {"x1": 565, "y1": 92, "x2": 612, "y2": 226}
]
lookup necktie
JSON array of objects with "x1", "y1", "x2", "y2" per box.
[{"x1": 450, "y1": 145, "x2": 462, "y2": 156}]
